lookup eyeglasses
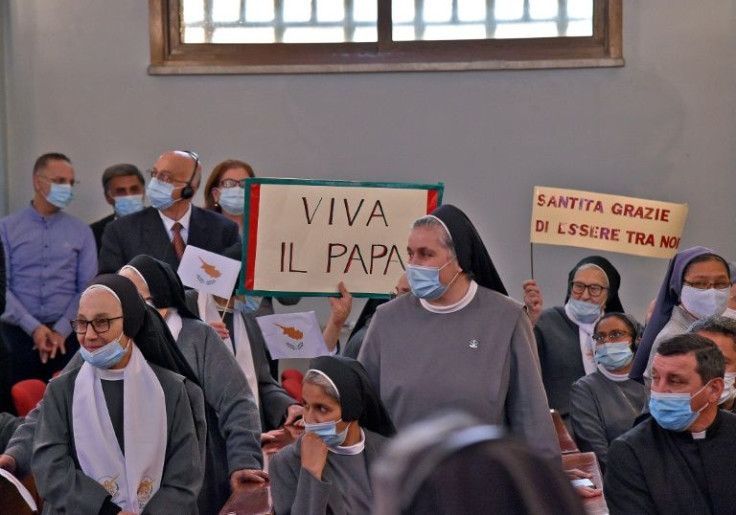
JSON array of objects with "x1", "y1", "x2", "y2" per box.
[
  {"x1": 38, "y1": 175, "x2": 78, "y2": 186},
  {"x1": 147, "y1": 169, "x2": 188, "y2": 185},
  {"x1": 683, "y1": 280, "x2": 731, "y2": 291},
  {"x1": 70, "y1": 316, "x2": 123, "y2": 334},
  {"x1": 592, "y1": 330, "x2": 632, "y2": 343},
  {"x1": 570, "y1": 282, "x2": 609, "y2": 297},
  {"x1": 219, "y1": 178, "x2": 248, "y2": 189}
]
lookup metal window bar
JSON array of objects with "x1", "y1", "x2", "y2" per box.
[
  {"x1": 558, "y1": 0, "x2": 569, "y2": 36},
  {"x1": 182, "y1": 0, "x2": 590, "y2": 43},
  {"x1": 344, "y1": 0, "x2": 356, "y2": 41},
  {"x1": 394, "y1": 0, "x2": 586, "y2": 39},
  {"x1": 414, "y1": 0, "x2": 424, "y2": 41},
  {"x1": 274, "y1": 0, "x2": 286, "y2": 42},
  {"x1": 203, "y1": 0, "x2": 214, "y2": 41},
  {"x1": 485, "y1": 0, "x2": 497, "y2": 39}
]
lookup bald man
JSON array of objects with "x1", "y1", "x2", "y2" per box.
[{"x1": 98, "y1": 151, "x2": 240, "y2": 273}]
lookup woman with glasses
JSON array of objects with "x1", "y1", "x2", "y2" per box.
[
  {"x1": 630, "y1": 246, "x2": 731, "y2": 383},
  {"x1": 569, "y1": 313, "x2": 645, "y2": 473},
  {"x1": 203, "y1": 159, "x2": 254, "y2": 234},
  {"x1": 32, "y1": 275, "x2": 202, "y2": 514},
  {"x1": 203, "y1": 159, "x2": 299, "y2": 321},
  {"x1": 523, "y1": 256, "x2": 625, "y2": 426}
]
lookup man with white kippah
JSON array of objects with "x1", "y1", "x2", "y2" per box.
[{"x1": 98, "y1": 150, "x2": 240, "y2": 273}]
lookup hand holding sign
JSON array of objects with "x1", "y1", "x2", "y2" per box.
[{"x1": 323, "y1": 281, "x2": 353, "y2": 353}]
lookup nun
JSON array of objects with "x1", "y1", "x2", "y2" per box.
[
  {"x1": 31, "y1": 275, "x2": 202, "y2": 514},
  {"x1": 343, "y1": 274, "x2": 410, "y2": 360},
  {"x1": 118, "y1": 255, "x2": 265, "y2": 513},
  {"x1": 358, "y1": 204, "x2": 559, "y2": 463},
  {"x1": 269, "y1": 355, "x2": 395, "y2": 515},
  {"x1": 524, "y1": 256, "x2": 625, "y2": 423},
  {"x1": 181, "y1": 245, "x2": 303, "y2": 431},
  {"x1": 187, "y1": 244, "x2": 351, "y2": 429},
  {"x1": 569, "y1": 312, "x2": 645, "y2": 472},
  {"x1": 372, "y1": 411, "x2": 585, "y2": 515},
  {"x1": 630, "y1": 246, "x2": 731, "y2": 383}
]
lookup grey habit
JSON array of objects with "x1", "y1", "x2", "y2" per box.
[
  {"x1": 3, "y1": 354, "x2": 206, "y2": 482},
  {"x1": 184, "y1": 290, "x2": 296, "y2": 431},
  {"x1": 176, "y1": 317, "x2": 263, "y2": 513},
  {"x1": 269, "y1": 430, "x2": 388, "y2": 515},
  {"x1": 358, "y1": 286, "x2": 560, "y2": 464},
  {"x1": 643, "y1": 305, "x2": 697, "y2": 380},
  {"x1": 534, "y1": 306, "x2": 586, "y2": 421},
  {"x1": 32, "y1": 363, "x2": 202, "y2": 514},
  {"x1": 569, "y1": 370, "x2": 645, "y2": 471},
  {"x1": 5, "y1": 319, "x2": 261, "y2": 515}
]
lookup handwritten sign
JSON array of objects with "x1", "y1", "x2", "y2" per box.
[
  {"x1": 530, "y1": 186, "x2": 689, "y2": 259},
  {"x1": 242, "y1": 178, "x2": 443, "y2": 297}
]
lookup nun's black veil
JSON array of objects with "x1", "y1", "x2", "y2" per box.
[
  {"x1": 124, "y1": 254, "x2": 198, "y2": 319},
  {"x1": 429, "y1": 205, "x2": 507, "y2": 296},
  {"x1": 309, "y1": 355, "x2": 396, "y2": 438},
  {"x1": 348, "y1": 299, "x2": 386, "y2": 341},
  {"x1": 90, "y1": 274, "x2": 200, "y2": 386},
  {"x1": 563, "y1": 255, "x2": 624, "y2": 314}
]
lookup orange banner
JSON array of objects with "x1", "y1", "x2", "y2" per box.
[{"x1": 530, "y1": 186, "x2": 688, "y2": 259}]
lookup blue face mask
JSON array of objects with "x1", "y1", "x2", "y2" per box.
[
  {"x1": 114, "y1": 194, "x2": 145, "y2": 217},
  {"x1": 46, "y1": 183, "x2": 74, "y2": 209},
  {"x1": 566, "y1": 298, "x2": 602, "y2": 324},
  {"x1": 79, "y1": 334, "x2": 129, "y2": 369},
  {"x1": 649, "y1": 382, "x2": 711, "y2": 432},
  {"x1": 146, "y1": 178, "x2": 179, "y2": 210},
  {"x1": 219, "y1": 186, "x2": 245, "y2": 216},
  {"x1": 234, "y1": 296, "x2": 262, "y2": 314},
  {"x1": 406, "y1": 259, "x2": 457, "y2": 300},
  {"x1": 594, "y1": 342, "x2": 634, "y2": 370},
  {"x1": 304, "y1": 419, "x2": 350, "y2": 447}
]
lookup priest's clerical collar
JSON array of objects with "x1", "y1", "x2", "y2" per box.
[
  {"x1": 688, "y1": 410, "x2": 722, "y2": 440},
  {"x1": 691, "y1": 429, "x2": 707, "y2": 440}
]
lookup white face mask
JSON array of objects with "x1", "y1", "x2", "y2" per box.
[
  {"x1": 680, "y1": 285, "x2": 729, "y2": 319},
  {"x1": 720, "y1": 372, "x2": 736, "y2": 405}
]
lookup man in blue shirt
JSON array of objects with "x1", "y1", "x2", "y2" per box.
[{"x1": 0, "y1": 153, "x2": 97, "y2": 393}]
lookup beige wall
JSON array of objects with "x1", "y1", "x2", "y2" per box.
[{"x1": 3, "y1": 1, "x2": 735, "y2": 320}]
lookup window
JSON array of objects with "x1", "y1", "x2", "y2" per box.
[{"x1": 149, "y1": 0, "x2": 622, "y2": 74}]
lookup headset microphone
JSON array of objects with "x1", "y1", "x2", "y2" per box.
[{"x1": 179, "y1": 150, "x2": 199, "y2": 200}]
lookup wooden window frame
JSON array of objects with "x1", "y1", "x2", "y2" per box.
[{"x1": 149, "y1": 0, "x2": 623, "y2": 75}]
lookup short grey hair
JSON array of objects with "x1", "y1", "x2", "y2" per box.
[
  {"x1": 410, "y1": 215, "x2": 456, "y2": 258},
  {"x1": 303, "y1": 369, "x2": 340, "y2": 402}
]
